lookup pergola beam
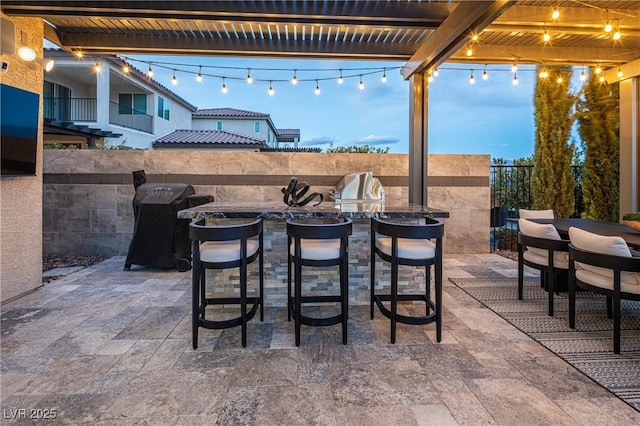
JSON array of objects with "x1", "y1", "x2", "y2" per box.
[
  {"x1": 602, "y1": 58, "x2": 640, "y2": 82},
  {"x1": 401, "y1": 0, "x2": 512, "y2": 79}
]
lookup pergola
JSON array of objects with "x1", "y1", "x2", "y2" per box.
[{"x1": 2, "y1": 0, "x2": 638, "y2": 212}]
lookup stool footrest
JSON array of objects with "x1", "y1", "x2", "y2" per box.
[
  {"x1": 374, "y1": 294, "x2": 436, "y2": 325},
  {"x1": 197, "y1": 297, "x2": 260, "y2": 329},
  {"x1": 289, "y1": 296, "x2": 344, "y2": 326}
]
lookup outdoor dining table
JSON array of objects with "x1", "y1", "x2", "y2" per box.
[{"x1": 530, "y1": 218, "x2": 640, "y2": 250}]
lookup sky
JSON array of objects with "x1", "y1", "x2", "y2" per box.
[{"x1": 122, "y1": 54, "x2": 568, "y2": 161}]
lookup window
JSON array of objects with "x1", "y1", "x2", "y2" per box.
[
  {"x1": 119, "y1": 93, "x2": 147, "y2": 115},
  {"x1": 217, "y1": 121, "x2": 223, "y2": 130},
  {"x1": 157, "y1": 97, "x2": 170, "y2": 120},
  {"x1": 254, "y1": 121, "x2": 260, "y2": 132}
]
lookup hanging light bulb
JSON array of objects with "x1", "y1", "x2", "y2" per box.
[
  {"x1": 469, "y1": 71, "x2": 475, "y2": 85},
  {"x1": 94, "y1": 62, "x2": 102, "y2": 73},
  {"x1": 466, "y1": 45, "x2": 473, "y2": 57},
  {"x1": 75, "y1": 51, "x2": 83, "y2": 58},
  {"x1": 557, "y1": 76, "x2": 563, "y2": 84},
  {"x1": 291, "y1": 70, "x2": 298, "y2": 85},
  {"x1": 338, "y1": 69, "x2": 344, "y2": 84},
  {"x1": 433, "y1": 68, "x2": 439, "y2": 77},
  {"x1": 122, "y1": 62, "x2": 130, "y2": 74},
  {"x1": 427, "y1": 72, "x2": 434, "y2": 83},
  {"x1": 604, "y1": 21, "x2": 613, "y2": 33},
  {"x1": 172, "y1": 71, "x2": 178, "y2": 86},
  {"x1": 512, "y1": 73, "x2": 519, "y2": 86},
  {"x1": 613, "y1": 21, "x2": 621, "y2": 40},
  {"x1": 599, "y1": 75, "x2": 606, "y2": 83},
  {"x1": 381, "y1": 69, "x2": 387, "y2": 83},
  {"x1": 221, "y1": 78, "x2": 228, "y2": 94},
  {"x1": 147, "y1": 64, "x2": 154, "y2": 78},
  {"x1": 539, "y1": 69, "x2": 549, "y2": 79},
  {"x1": 196, "y1": 66, "x2": 203, "y2": 82},
  {"x1": 580, "y1": 67, "x2": 587, "y2": 81},
  {"x1": 247, "y1": 69, "x2": 253, "y2": 84},
  {"x1": 482, "y1": 65, "x2": 488, "y2": 81},
  {"x1": 595, "y1": 65, "x2": 602, "y2": 74},
  {"x1": 511, "y1": 62, "x2": 518, "y2": 73},
  {"x1": 315, "y1": 80, "x2": 320, "y2": 95},
  {"x1": 268, "y1": 81, "x2": 274, "y2": 96},
  {"x1": 617, "y1": 67, "x2": 623, "y2": 78},
  {"x1": 359, "y1": 76, "x2": 365, "y2": 90},
  {"x1": 552, "y1": 8, "x2": 560, "y2": 20},
  {"x1": 471, "y1": 34, "x2": 479, "y2": 42},
  {"x1": 543, "y1": 28, "x2": 551, "y2": 42}
]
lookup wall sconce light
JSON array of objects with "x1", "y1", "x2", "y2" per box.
[
  {"x1": 17, "y1": 31, "x2": 36, "y2": 61},
  {"x1": 37, "y1": 58, "x2": 54, "y2": 71}
]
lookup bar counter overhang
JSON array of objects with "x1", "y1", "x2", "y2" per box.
[{"x1": 178, "y1": 200, "x2": 449, "y2": 307}]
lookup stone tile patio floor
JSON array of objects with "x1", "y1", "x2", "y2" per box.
[{"x1": 2, "y1": 254, "x2": 639, "y2": 425}]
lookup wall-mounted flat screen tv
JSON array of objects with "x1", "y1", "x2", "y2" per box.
[{"x1": 1, "y1": 84, "x2": 39, "y2": 176}]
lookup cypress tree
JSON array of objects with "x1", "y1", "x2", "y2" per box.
[
  {"x1": 576, "y1": 69, "x2": 619, "y2": 222},
  {"x1": 531, "y1": 65, "x2": 577, "y2": 218}
]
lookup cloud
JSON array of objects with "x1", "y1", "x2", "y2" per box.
[
  {"x1": 299, "y1": 136, "x2": 336, "y2": 146},
  {"x1": 350, "y1": 134, "x2": 400, "y2": 146}
]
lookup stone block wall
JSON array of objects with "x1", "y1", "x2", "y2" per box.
[{"x1": 43, "y1": 150, "x2": 490, "y2": 256}]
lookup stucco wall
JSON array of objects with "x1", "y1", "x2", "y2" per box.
[
  {"x1": 43, "y1": 150, "x2": 490, "y2": 257},
  {"x1": 1, "y1": 15, "x2": 44, "y2": 302}
]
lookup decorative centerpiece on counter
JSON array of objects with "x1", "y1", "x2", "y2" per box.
[
  {"x1": 623, "y1": 212, "x2": 640, "y2": 232},
  {"x1": 281, "y1": 176, "x2": 323, "y2": 207}
]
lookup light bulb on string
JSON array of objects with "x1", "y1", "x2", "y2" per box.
[
  {"x1": 580, "y1": 67, "x2": 587, "y2": 81},
  {"x1": 469, "y1": 71, "x2": 475, "y2": 85},
  {"x1": 268, "y1": 81, "x2": 274, "y2": 96},
  {"x1": 338, "y1": 69, "x2": 344, "y2": 84},
  {"x1": 595, "y1": 65, "x2": 602, "y2": 74},
  {"x1": 291, "y1": 70, "x2": 298, "y2": 85},
  {"x1": 543, "y1": 26, "x2": 551, "y2": 42},
  {"x1": 381, "y1": 69, "x2": 387, "y2": 83},
  {"x1": 427, "y1": 72, "x2": 434, "y2": 83},
  {"x1": 539, "y1": 69, "x2": 549, "y2": 79},
  {"x1": 466, "y1": 45, "x2": 473, "y2": 57},
  {"x1": 511, "y1": 62, "x2": 518, "y2": 73},
  {"x1": 75, "y1": 51, "x2": 83, "y2": 58},
  {"x1": 147, "y1": 64, "x2": 153, "y2": 77},
  {"x1": 482, "y1": 65, "x2": 488, "y2": 81},
  {"x1": 359, "y1": 76, "x2": 365, "y2": 90},
  {"x1": 221, "y1": 78, "x2": 228, "y2": 94},
  {"x1": 613, "y1": 21, "x2": 621, "y2": 40},
  {"x1": 247, "y1": 69, "x2": 253, "y2": 84},
  {"x1": 604, "y1": 21, "x2": 613, "y2": 33},
  {"x1": 122, "y1": 62, "x2": 130, "y2": 74},
  {"x1": 433, "y1": 68, "x2": 439, "y2": 77},
  {"x1": 557, "y1": 76, "x2": 563, "y2": 84},
  {"x1": 617, "y1": 67, "x2": 623, "y2": 78},
  {"x1": 471, "y1": 34, "x2": 479, "y2": 42},
  {"x1": 512, "y1": 73, "x2": 519, "y2": 86},
  {"x1": 94, "y1": 62, "x2": 102, "y2": 73},
  {"x1": 315, "y1": 80, "x2": 320, "y2": 95},
  {"x1": 599, "y1": 75, "x2": 606, "y2": 83},
  {"x1": 172, "y1": 71, "x2": 178, "y2": 86},
  {"x1": 196, "y1": 66, "x2": 203, "y2": 82},
  {"x1": 552, "y1": 8, "x2": 560, "y2": 20}
]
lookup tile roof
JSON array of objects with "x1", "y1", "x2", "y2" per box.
[
  {"x1": 152, "y1": 130, "x2": 266, "y2": 148},
  {"x1": 277, "y1": 128, "x2": 300, "y2": 137},
  {"x1": 193, "y1": 108, "x2": 270, "y2": 118}
]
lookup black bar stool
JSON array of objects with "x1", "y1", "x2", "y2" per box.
[
  {"x1": 189, "y1": 218, "x2": 264, "y2": 348},
  {"x1": 287, "y1": 217, "x2": 352, "y2": 346},
  {"x1": 370, "y1": 216, "x2": 444, "y2": 343}
]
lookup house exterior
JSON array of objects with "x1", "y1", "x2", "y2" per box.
[
  {"x1": 192, "y1": 107, "x2": 299, "y2": 148},
  {"x1": 42, "y1": 49, "x2": 197, "y2": 149}
]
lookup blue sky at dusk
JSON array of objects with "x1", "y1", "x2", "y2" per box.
[{"x1": 125, "y1": 55, "x2": 558, "y2": 160}]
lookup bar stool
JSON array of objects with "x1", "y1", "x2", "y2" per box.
[
  {"x1": 189, "y1": 218, "x2": 264, "y2": 348},
  {"x1": 370, "y1": 216, "x2": 444, "y2": 343},
  {"x1": 287, "y1": 217, "x2": 352, "y2": 346}
]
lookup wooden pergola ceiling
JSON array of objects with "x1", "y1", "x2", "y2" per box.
[{"x1": 2, "y1": 0, "x2": 639, "y2": 78}]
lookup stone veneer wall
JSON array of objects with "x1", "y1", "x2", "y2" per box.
[{"x1": 43, "y1": 150, "x2": 489, "y2": 256}]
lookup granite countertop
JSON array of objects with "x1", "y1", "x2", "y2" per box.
[{"x1": 178, "y1": 200, "x2": 449, "y2": 220}]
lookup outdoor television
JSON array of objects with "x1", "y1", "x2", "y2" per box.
[{"x1": 1, "y1": 84, "x2": 39, "y2": 176}]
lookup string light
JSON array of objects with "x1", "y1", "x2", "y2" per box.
[
  {"x1": 482, "y1": 64, "x2": 488, "y2": 81},
  {"x1": 196, "y1": 66, "x2": 202, "y2": 82},
  {"x1": 511, "y1": 62, "x2": 518, "y2": 73},
  {"x1": 543, "y1": 24, "x2": 551, "y2": 42},
  {"x1": 557, "y1": 76, "x2": 563, "y2": 84},
  {"x1": 221, "y1": 77, "x2": 227, "y2": 93},
  {"x1": 172, "y1": 70, "x2": 178, "y2": 85},
  {"x1": 433, "y1": 68, "x2": 439, "y2": 77},
  {"x1": 617, "y1": 67, "x2": 623, "y2": 78},
  {"x1": 613, "y1": 21, "x2": 621, "y2": 40},
  {"x1": 247, "y1": 69, "x2": 253, "y2": 84},
  {"x1": 471, "y1": 34, "x2": 479, "y2": 42},
  {"x1": 595, "y1": 65, "x2": 602, "y2": 74},
  {"x1": 599, "y1": 75, "x2": 606, "y2": 83},
  {"x1": 427, "y1": 72, "x2": 434, "y2": 83},
  {"x1": 604, "y1": 21, "x2": 613, "y2": 33},
  {"x1": 381, "y1": 69, "x2": 387, "y2": 83},
  {"x1": 94, "y1": 62, "x2": 101, "y2": 73},
  {"x1": 512, "y1": 73, "x2": 519, "y2": 86},
  {"x1": 122, "y1": 62, "x2": 130, "y2": 74},
  {"x1": 358, "y1": 76, "x2": 365, "y2": 90},
  {"x1": 338, "y1": 69, "x2": 344, "y2": 84},
  {"x1": 552, "y1": 8, "x2": 560, "y2": 20},
  {"x1": 469, "y1": 71, "x2": 475, "y2": 85},
  {"x1": 580, "y1": 67, "x2": 587, "y2": 81},
  {"x1": 268, "y1": 81, "x2": 274, "y2": 96},
  {"x1": 147, "y1": 64, "x2": 153, "y2": 77},
  {"x1": 315, "y1": 80, "x2": 320, "y2": 95},
  {"x1": 539, "y1": 68, "x2": 549, "y2": 79},
  {"x1": 291, "y1": 70, "x2": 298, "y2": 85},
  {"x1": 466, "y1": 45, "x2": 473, "y2": 57},
  {"x1": 75, "y1": 51, "x2": 83, "y2": 58}
]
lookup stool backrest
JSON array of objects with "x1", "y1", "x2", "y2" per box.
[
  {"x1": 371, "y1": 217, "x2": 444, "y2": 240},
  {"x1": 286, "y1": 217, "x2": 353, "y2": 240},
  {"x1": 189, "y1": 218, "x2": 263, "y2": 242}
]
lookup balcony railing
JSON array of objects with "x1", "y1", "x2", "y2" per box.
[
  {"x1": 43, "y1": 97, "x2": 97, "y2": 122},
  {"x1": 109, "y1": 101, "x2": 153, "y2": 134}
]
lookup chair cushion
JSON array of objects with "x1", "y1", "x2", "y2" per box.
[
  {"x1": 290, "y1": 239, "x2": 341, "y2": 261},
  {"x1": 568, "y1": 227, "x2": 639, "y2": 286},
  {"x1": 518, "y1": 218, "x2": 568, "y2": 266},
  {"x1": 200, "y1": 240, "x2": 260, "y2": 263},
  {"x1": 375, "y1": 237, "x2": 436, "y2": 260},
  {"x1": 575, "y1": 269, "x2": 640, "y2": 294},
  {"x1": 519, "y1": 209, "x2": 555, "y2": 219}
]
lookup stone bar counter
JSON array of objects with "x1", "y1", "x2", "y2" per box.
[{"x1": 179, "y1": 200, "x2": 449, "y2": 307}]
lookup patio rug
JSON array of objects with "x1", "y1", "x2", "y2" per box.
[{"x1": 449, "y1": 277, "x2": 640, "y2": 412}]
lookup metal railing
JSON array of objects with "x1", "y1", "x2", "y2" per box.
[
  {"x1": 490, "y1": 164, "x2": 584, "y2": 252},
  {"x1": 43, "y1": 97, "x2": 97, "y2": 122},
  {"x1": 108, "y1": 101, "x2": 153, "y2": 133}
]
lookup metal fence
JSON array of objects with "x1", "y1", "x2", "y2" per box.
[
  {"x1": 109, "y1": 101, "x2": 153, "y2": 133},
  {"x1": 490, "y1": 164, "x2": 584, "y2": 252},
  {"x1": 43, "y1": 97, "x2": 97, "y2": 122}
]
